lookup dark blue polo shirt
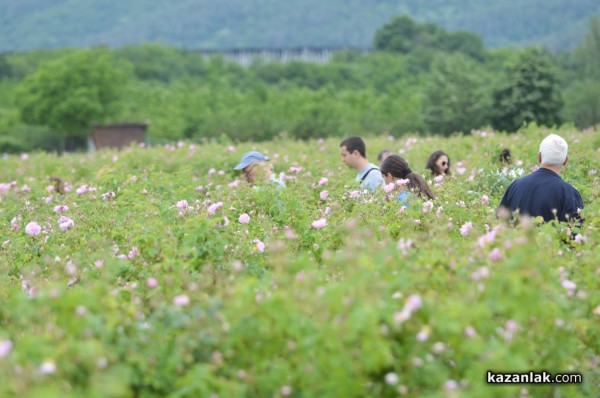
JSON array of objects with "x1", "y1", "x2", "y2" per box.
[{"x1": 498, "y1": 167, "x2": 583, "y2": 223}]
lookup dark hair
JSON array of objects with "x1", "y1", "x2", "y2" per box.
[
  {"x1": 381, "y1": 155, "x2": 435, "y2": 200},
  {"x1": 340, "y1": 136, "x2": 366, "y2": 158},
  {"x1": 425, "y1": 150, "x2": 451, "y2": 176},
  {"x1": 377, "y1": 149, "x2": 392, "y2": 162},
  {"x1": 499, "y1": 148, "x2": 512, "y2": 164}
]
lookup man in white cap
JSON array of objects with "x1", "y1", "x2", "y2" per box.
[
  {"x1": 234, "y1": 150, "x2": 285, "y2": 187},
  {"x1": 498, "y1": 133, "x2": 584, "y2": 223}
]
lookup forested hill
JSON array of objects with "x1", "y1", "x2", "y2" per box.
[{"x1": 0, "y1": 0, "x2": 598, "y2": 53}]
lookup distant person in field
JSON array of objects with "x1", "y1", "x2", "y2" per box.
[
  {"x1": 234, "y1": 151, "x2": 285, "y2": 187},
  {"x1": 339, "y1": 136, "x2": 384, "y2": 193},
  {"x1": 381, "y1": 154, "x2": 435, "y2": 206},
  {"x1": 377, "y1": 149, "x2": 393, "y2": 166},
  {"x1": 425, "y1": 150, "x2": 451, "y2": 177},
  {"x1": 499, "y1": 148, "x2": 512, "y2": 167},
  {"x1": 498, "y1": 134, "x2": 583, "y2": 223}
]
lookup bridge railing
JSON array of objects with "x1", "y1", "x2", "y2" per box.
[{"x1": 194, "y1": 47, "x2": 372, "y2": 65}]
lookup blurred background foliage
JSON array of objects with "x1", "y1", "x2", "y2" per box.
[{"x1": 0, "y1": 16, "x2": 599, "y2": 153}]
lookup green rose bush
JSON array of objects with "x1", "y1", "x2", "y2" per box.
[{"x1": 0, "y1": 126, "x2": 599, "y2": 397}]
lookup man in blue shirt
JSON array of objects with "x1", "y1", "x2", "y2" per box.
[
  {"x1": 339, "y1": 136, "x2": 384, "y2": 193},
  {"x1": 498, "y1": 134, "x2": 584, "y2": 224}
]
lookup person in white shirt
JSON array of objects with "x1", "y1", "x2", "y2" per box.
[{"x1": 339, "y1": 136, "x2": 384, "y2": 193}]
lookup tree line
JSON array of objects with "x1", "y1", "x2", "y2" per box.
[{"x1": 0, "y1": 15, "x2": 599, "y2": 153}]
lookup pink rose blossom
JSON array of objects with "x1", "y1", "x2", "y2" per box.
[
  {"x1": 284, "y1": 226, "x2": 297, "y2": 239},
  {"x1": 147, "y1": 277, "x2": 158, "y2": 289},
  {"x1": 208, "y1": 168, "x2": 216, "y2": 175},
  {"x1": 464, "y1": 326, "x2": 477, "y2": 338},
  {"x1": 228, "y1": 180, "x2": 240, "y2": 188},
  {"x1": 25, "y1": 221, "x2": 41, "y2": 236},
  {"x1": 396, "y1": 178, "x2": 410, "y2": 186},
  {"x1": 561, "y1": 280, "x2": 576, "y2": 291},
  {"x1": 311, "y1": 218, "x2": 327, "y2": 229},
  {"x1": 405, "y1": 294, "x2": 422, "y2": 312},
  {"x1": 317, "y1": 177, "x2": 328, "y2": 187},
  {"x1": 480, "y1": 195, "x2": 489, "y2": 205},
  {"x1": 253, "y1": 238, "x2": 265, "y2": 253},
  {"x1": 58, "y1": 216, "x2": 74, "y2": 231},
  {"x1": 505, "y1": 320, "x2": 518, "y2": 332},
  {"x1": 471, "y1": 266, "x2": 490, "y2": 281},
  {"x1": 94, "y1": 260, "x2": 104, "y2": 268},
  {"x1": 176, "y1": 200, "x2": 189, "y2": 209},
  {"x1": 39, "y1": 360, "x2": 57, "y2": 374},
  {"x1": 416, "y1": 329, "x2": 429, "y2": 342},
  {"x1": 460, "y1": 221, "x2": 473, "y2": 236},
  {"x1": 0, "y1": 340, "x2": 13, "y2": 357},
  {"x1": 238, "y1": 213, "x2": 250, "y2": 224},
  {"x1": 75, "y1": 185, "x2": 89, "y2": 195},
  {"x1": 397, "y1": 238, "x2": 413, "y2": 253},
  {"x1": 349, "y1": 190, "x2": 361, "y2": 199},
  {"x1": 422, "y1": 201, "x2": 434, "y2": 213},
  {"x1": 207, "y1": 202, "x2": 224, "y2": 215},
  {"x1": 384, "y1": 183, "x2": 395, "y2": 193},
  {"x1": 102, "y1": 191, "x2": 116, "y2": 201},
  {"x1": 319, "y1": 190, "x2": 328, "y2": 200},
  {"x1": 53, "y1": 205, "x2": 69, "y2": 213},
  {"x1": 128, "y1": 246, "x2": 140, "y2": 259},
  {"x1": 488, "y1": 248, "x2": 503, "y2": 261},
  {"x1": 173, "y1": 294, "x2": 190, "y2": 307},
  {"x1": 444, "y1": 380, "x2": 459, "y2": 392},
  {"x1": 385, "y1": 372, "x2": 399, "y2": 385},
  {"x1": 288, "y1": 166, "x2": 302, "y2": 173}
]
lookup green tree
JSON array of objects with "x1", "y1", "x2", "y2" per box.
[
  {"x1": 562, "y1": 79, "x2": 600, "y2": 128},
  {"x1": 373, "y1": 15, "x2": 486, "y2": 61},
  {"x1": 14, "y1": 49, "x2": 132, "y2": 152},
  {"x1": 491, "y1": 49, "x2": 563, "y2": 132},
  {"x1": 374, "y1": 15, "x2": 419, "y2": 53},
  {"x1": 560, "y1": 18, "x2": 600, "y2": 128},
  {"x1": 571, "y1": 17, "x2": 600, "y2": 81},
  {"x1": 422, "y1": 54, "x2": 492, "y2": 135}
]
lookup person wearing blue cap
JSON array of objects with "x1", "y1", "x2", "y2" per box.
[{"x1": 234, "y1": 150, "x2": 285, "y2": 187}]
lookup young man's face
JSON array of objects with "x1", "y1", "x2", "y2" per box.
[{"x1": 340, "y1": 146, "x2": 358, "y2": 169}]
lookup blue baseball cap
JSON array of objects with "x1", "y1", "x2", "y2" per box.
[{"x1": 234, "y1": 151, "x2": 270, "y2": 170}]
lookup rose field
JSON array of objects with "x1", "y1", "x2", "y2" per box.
[{"x1": 0, "y1": 125, "x2": 599, "y2": 397}]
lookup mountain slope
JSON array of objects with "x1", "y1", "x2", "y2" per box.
[{"x1": 1, "y1": 0, "x2": 598, "y2": 52}]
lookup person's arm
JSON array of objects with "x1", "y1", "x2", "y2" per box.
[
  {"x1": 497, "y1": 184, "x2": 513, "y2": 220},
  {"x1": 565, "y1": 189, "x2": 584, "y2": 225}
]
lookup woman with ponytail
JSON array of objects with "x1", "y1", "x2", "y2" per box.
[{"x1": 380, "y1": 155, "x2": 436, "y2": 204}]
